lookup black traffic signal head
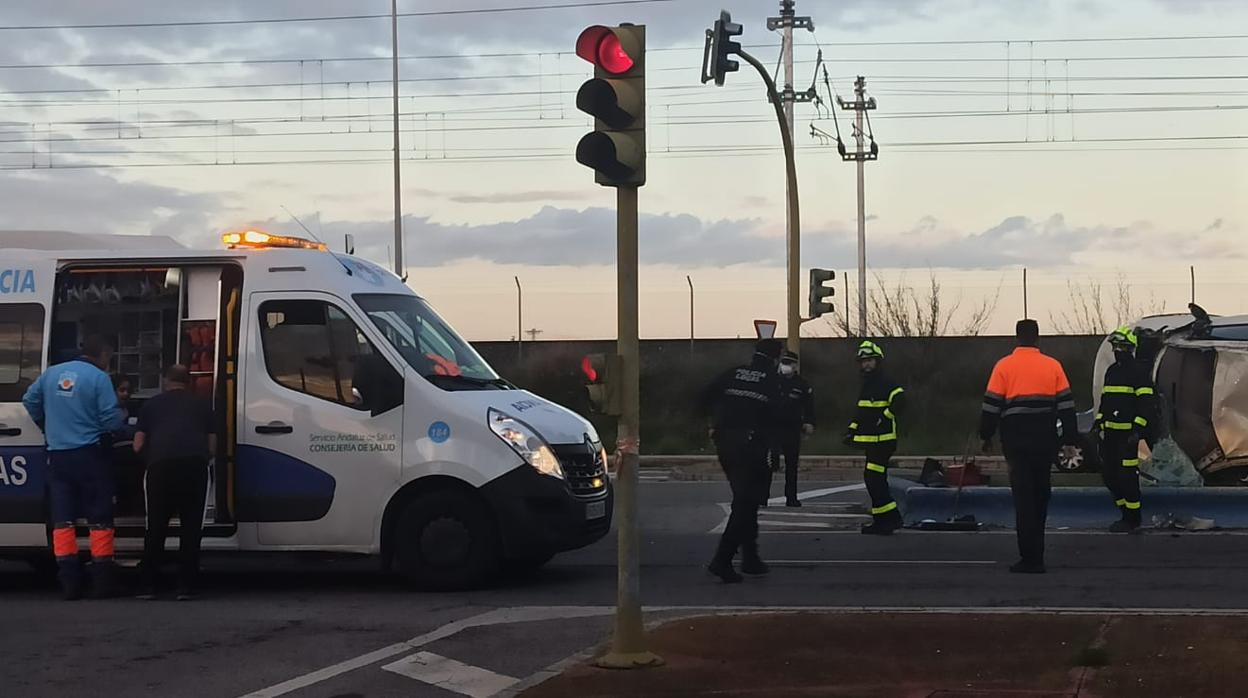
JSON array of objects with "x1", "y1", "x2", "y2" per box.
[
  {"x1": 575, "y1": 24, "x2": 646, "y2": 187},
  {"x1": 701, "y1": 10, "x2": 742, "y2": 86},
  {"x1": 581, "y1": 353, "x2": 622, "y2": 415},
  {"x1": 808, "y1": 268, "x2": 836, "y2": 319}
]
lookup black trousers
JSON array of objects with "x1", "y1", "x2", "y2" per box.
[
  {"x1": 713, "y1": 432, "x2": 769, "y2": 564},
  {"x1": 769, "y1": 426, "x2": 802, "y2": 503},
  {"x1": 862, "y1": 443, "x2": 899, "y2": 522},
  {"x1": 1004, "y1": 445, "x2": 1052, "y2": 566},
  {"x1": 1100, "y1": 435, "x2": 1142, "y2": 522},
  {"x1": 142, "y1": 457, "x2": 209, "y2": 591}
]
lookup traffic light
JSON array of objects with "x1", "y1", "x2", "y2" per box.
[
  {"x1": 808, "y1": 268, "x2": 836, "y2": 319},
  {"x1": 582, "y1": 353, "x2": 623, "y2": 415},
  {"x1": 700, "y1": 10, "x2": 742, "y2": 86},
  {"x1": 574, "y1": 24, "x2": 646, "y2": 187}
]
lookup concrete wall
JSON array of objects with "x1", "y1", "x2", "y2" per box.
[{"x1": 475, "y1": 336, "x2": 1104, "y2": 456}]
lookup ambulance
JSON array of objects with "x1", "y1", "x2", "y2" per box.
[{"x1": 0, "y1": 231, "x2": 612, "y2": 589}]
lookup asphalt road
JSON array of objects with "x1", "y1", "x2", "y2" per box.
[{"x1": 3, "y1": 479, "x2": 1247, "y2": 698}]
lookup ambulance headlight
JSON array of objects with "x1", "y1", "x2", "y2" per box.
[{"x1": 488, "y1": 408, "x2": 564, "y2": 479}]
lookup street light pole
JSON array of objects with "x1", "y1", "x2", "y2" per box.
[
  {"x1": 515, "y1": 276, "x2": 523, "y2": 359},
  {"x1": 686, "y1": 274, "x2": 695, "y2": 351},
  {"x1": 390, "y1": 0, "x2": 403, "y2": 277},
  {"x1": 737, "y1": 48, "x2": 800, "y2": 353}
]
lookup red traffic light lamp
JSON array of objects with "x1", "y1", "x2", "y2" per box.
[
  {"x1": 576, "y1": 25, "x2": 637, "y2": 74},
  {"x1": 574, "y1": 24, "x2": 645, "y2": 187}
]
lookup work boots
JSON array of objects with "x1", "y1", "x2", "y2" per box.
[
  {"x1": 57, "y1": 559, "x2": 84, "y2": 601},
  {"x1": 88, "y1": 560, "x2": 122, "y2": 599},
  {"x1": 861, "y1": 512, "x2": 903, "y2": 536},
  {"x1": 706, "y1": 559, "x2": 744, "y2": 584},
  {"x1": 1109, "y1": 512, "x2": 1142, "y2": 533}
]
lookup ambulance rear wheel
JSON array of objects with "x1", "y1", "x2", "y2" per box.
[{"x1": 394, "y1": 490, "x2": 499, "y2": 590}]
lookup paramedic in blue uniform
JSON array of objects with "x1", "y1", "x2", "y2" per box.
[{"x1": 22, "y1": 334, "x2": 125, "y2": 600}]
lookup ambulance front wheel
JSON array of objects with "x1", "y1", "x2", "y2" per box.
[{"x1": 394, "y1": 490, "x2": 500, "y2": 591}]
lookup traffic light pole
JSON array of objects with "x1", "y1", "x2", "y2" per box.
[
  {"x1": 598, "y1": 184, "x2": 661, "y2": 669},
  {"x1": 738, "y1": 48, "x2": 801, "y2": 352}
]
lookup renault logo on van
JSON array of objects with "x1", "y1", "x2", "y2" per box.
[{"x1": 0, "y1": 268, "x2": 36, "y2": 294}]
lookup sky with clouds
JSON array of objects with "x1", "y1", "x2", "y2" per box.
[{"x1": 0, "y1": 0, "x2": 1245, "y2": 339}]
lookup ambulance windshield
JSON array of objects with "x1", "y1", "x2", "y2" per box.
[{"x1": 354, "y1": 294, "x2": 505, "y2": 390}]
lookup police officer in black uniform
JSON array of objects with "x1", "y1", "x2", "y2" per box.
[
  {"x1": 770, "y1": 350, "x2": 815, "y2": 508},
  {"x1": 702, "y1": 338, "x2": 782, "y2": 583}
]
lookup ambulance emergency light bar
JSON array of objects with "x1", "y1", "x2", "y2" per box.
[{"x1": 221, "y1": 229, "x2": 327, "y2": 251}]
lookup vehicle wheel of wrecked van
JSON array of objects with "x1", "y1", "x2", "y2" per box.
[
  {"x1": 394, "y1": 490, "x2": 500, "y2": 590},
  {"x1": 1055, "y1": 436, "x2": 1098, "y2": 473}
]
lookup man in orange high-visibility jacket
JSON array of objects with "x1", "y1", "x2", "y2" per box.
[{"x1": 980, "y1": 320, "x2": 1079, "y2": 574}]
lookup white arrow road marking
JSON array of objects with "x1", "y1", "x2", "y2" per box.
[{"x1": 382, "y1": 652, "x2": 518, "y2": 698}]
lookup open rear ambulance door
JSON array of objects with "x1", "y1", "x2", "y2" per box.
[{"x1": 0, "y1": 259, "x2": 57, "y2": 549}]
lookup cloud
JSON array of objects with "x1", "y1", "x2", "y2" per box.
[
  {"x1": 407, "y1": 187, "x2": 590, "y2": 204},
  {"x1": 0, "y1": 168, "x2": 224, "y2": 242},
  {"x1": 246, "y1": 206, "x2": 1241, "y2": 271}
]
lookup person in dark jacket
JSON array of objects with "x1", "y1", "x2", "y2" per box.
[
  {"x1": 770, "y1": 350, "x2": 815, "y2": 508},
  {"x1": 981, "y1": 319, "x2": 1079, "y2": 574},
  {"x1": 1096, "y1": 326, "x2": 1158, "y2": 533},
  {"x1": 134, "y1": 365, "x2": 216, "y2": 600},
  {"x1": 844, "y1": 340, "x2": 906, "y2": 535},
  {"x1": 702, "y1": 338, "x2": 783, "y2": 583}
]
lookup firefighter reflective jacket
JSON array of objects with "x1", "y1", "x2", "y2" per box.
[
  {"x1": 847, "y1": 372, "x2": 905, "y2": 445},
  {"x1": 1097, "y1": 359, "x2": 1158, "y2": 443}
]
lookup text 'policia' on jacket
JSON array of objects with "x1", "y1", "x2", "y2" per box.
[
  {"x1": 702, "y1": 357, "x2": 778, "y2": 433},
  {"x1": 980, "y1": 347, "x2": 1078, "y2": 447},
  {"x1": 848, "y1": 373, "x2": 905, "y2": 444},
  {"x1": 1097, "y1": 360, "x2": 1157, "y2": 443}
]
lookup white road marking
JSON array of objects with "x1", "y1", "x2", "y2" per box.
[
  {"x1": 766, "y1": 559, "x2": 997, "y2": 565},
  {"x1": 759, "y1": 520, "x2": 832, "y2": 528},
  {"x1": 381, "y1": 652, "x2": 518, "y2": 698},
  {"x1": 766, "y1": 482, "x2": 865, "y2": 506},
  {"x1": 712, "y1": 483, "x2": 866, "y2": 533},
  {"x1": 762, "y1": 511, "x2": 868, "y2": 519},
  {"x1": 238, "y1": 606, "x2": 612, "y2": 698}
]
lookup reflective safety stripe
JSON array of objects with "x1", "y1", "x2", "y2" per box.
[
  {"x1": 848, "y1": 422, "x2": 859, "y2": 430},
  {"x1": 1103, "y1": 421, "x2": 1134, "y2": 431},
  {"x1": 1114, "y1": 498, "x2": 1127, "y2": 507},
  {"x1": 883, "y1": 409, "x2": 895, "y2": 420},
  {"x1": 1122, "y1": 458, "x2": 1140, "y2": 467},
  {"x1": 888, "y1": 387, "x2": 904, "y2": 403},
  {"x1": 865, "y1": 462, "x2": 887, "y2": 473},
  {"x1": 1124, "y1": 501, "x2": 1142, "y2": 510},
  {"x1": 89, "y1": 528, "x2": 115, "y2": 560},
  {"x1": 1134, "y1": 416, "x2": 1149, "y2": 427},
  {"x1": 858, "y1": 400, "x2": 890, "y2": 408},
  {"x1": 52, "y1": 527, "x2": 77, "y2": 558},
  {"x1": 854, "y1": 433, "x2": 897, "y2": 443},
  {"x1": 871, "y1": 501, "x2": 898, "y2": 515},
  {"x1": 1103, "y1": 385, "x2": 1135, "y2": 394},
  {"x1": 1136, "y1": 386, "x2": 1155, "y2": 396}
]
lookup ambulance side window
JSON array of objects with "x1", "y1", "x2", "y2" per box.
[
  {"x1": 258, "y1": 299, "x2": 402, "y2": 414},
  {"x1": 0, "y1": 303, "x2": 45, "y2": 402}
]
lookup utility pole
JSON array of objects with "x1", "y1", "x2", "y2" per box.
[
  {"x1": 768, "y1": 1, "x2": 813, "y2": 353},
  {"x1": 514, "y1": 276, "x2": 523, "y2": 360},
  {"x1": 390, "y1": 0, "x2": 403, "y2": 277},
  {"x1": 686, "y1": 275, "x2": 695, "y2": 352},
  {"x1": 838, "y1": 76, "x2": 877, "y2": 336},
  {"x1": 1023, "y1": 268, "x2": 1029, "y2": 319}
]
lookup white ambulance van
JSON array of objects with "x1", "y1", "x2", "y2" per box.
[{"x1": 0, "y1": 231, "x2": 612, "y2": 589}]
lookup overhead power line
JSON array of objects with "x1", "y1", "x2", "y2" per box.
[{"x1": 0, "y1": 0, "x2": 681, "y2": 31}]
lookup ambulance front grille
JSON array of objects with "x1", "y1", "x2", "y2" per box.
[{"x1": 553, "y1": 443, "x2": 608, "y2": 498}]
